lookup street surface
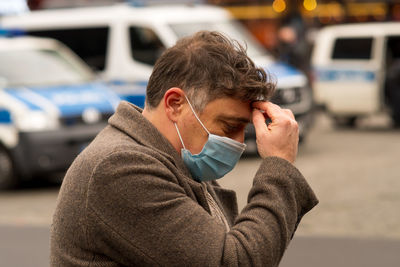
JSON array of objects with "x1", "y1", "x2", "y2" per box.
[{"x1": 1, "y1": 111, "x2": 400, "y2": 266}]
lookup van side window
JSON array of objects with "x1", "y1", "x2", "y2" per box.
[
  {"x1": 129, "y1": 27, "x2": 165, "y2": 66},
  {"x1": 332, "y1": 38, "x2": 373, "y2": 60},
  {"x1": 28, "y1": 27, "x2": 109, "y2": 71}
]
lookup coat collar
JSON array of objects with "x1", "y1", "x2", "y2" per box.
[{"x1": 108, "y1": 101, "x2": 191, "y2": 177}]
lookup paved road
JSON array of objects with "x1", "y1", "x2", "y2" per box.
[
  {"x1": 1, "y1": 225, "x2": 399, "y2": 267},
  {"x1": 1, "y1": 111, "x2": 400, "y2": 266},
  {"x1": 0, "y1": 226, "x2": 50, "y2": 267}
]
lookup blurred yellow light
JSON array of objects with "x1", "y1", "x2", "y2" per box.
[
  {"x1": 303, "y1": 0, "x2": 317, "y2": 11},
  {"x1": 226, "y1": 5, "x2": 279, "y2": 19},
  {"x1": 273, "y1": 0, "x2": 286, "y2": 13}
]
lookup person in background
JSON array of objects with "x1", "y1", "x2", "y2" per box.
[
  {"x1": 276, "y1": 11, "x2": 312, "y2": 78},
  {"x1": 50, "y1": 30, "x2": 318, "y2": 266}
]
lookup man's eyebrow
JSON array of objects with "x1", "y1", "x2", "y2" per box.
[{"x1": 216, "y1": 115, "x2": 250, "y2": 124}]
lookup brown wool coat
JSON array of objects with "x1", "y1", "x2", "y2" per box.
[{"x1": 50, "y1": 101, "x2": 318, "y2": 267}]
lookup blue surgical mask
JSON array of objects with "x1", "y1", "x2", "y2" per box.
[{"x1": 174, "y1": 96, "x2": 246, "y2": 181}]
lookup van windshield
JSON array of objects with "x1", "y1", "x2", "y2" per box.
[
  {"x1": 169, "y1": 20, "x2": 267, "y2": 59},
  {"x1": 0, "y1": 49, "x2": 92, "y2": 87}
]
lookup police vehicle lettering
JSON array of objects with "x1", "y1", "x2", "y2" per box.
[
  {"x1": 4, "y1": 83, "x2": 120, "y2": 117},
  {"x1": 316, "y1": 68, "x2": 376, "y2": 83}
]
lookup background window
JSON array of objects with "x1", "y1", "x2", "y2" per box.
[
  {"x1": 129, "y1": 27, "x2": 165, "y2": 66},
  {"x1": 29, "y1": 27, "x2": 109, "y2": 71},
  {"x1": 332, "y1": 37, "x2": 373, "y2": 60}
]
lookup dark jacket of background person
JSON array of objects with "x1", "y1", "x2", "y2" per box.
[{"x1": 50, "y1": 101, "x2": 318, "y2": 266}]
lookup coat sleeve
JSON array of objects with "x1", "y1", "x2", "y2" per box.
[{"x1": 86, "y1": 151, "x2": 318, "y2": 267}]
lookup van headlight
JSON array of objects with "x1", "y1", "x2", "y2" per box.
[
  {"x1": 272, "y1": 87, "x2": 301, "y2": 105},
  {"x1": 16, "y1": 111, "x2": 59, "y2": 131}
]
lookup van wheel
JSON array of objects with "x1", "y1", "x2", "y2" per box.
[
  {"x1": 388, "y1": 86, "x2": 400, "y2": 128},
  {"x1": 0, "y1": 148, "x2": 17, "y2": 190},
  {"x1": 332, "y1": 116, "x2": 357, "y2": 128},
  {"x1": 388, "y1": 94, "x2": 400, "y2": 127},
  {"x1": 391, "y1": 112, "x2": 400, "y2": 128},
  {"x1": 385, "y1": 60, "x2": 400, "y2": 127}
]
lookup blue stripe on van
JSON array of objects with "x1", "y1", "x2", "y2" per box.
[
  {"x1": 265, "y1": 62, "x2": 303, "y2": 79},
  {"x1": 315, "y1": 69, "x2": 376, "y2": 82},
  {"x1": 29, "y1": 83, "x2": 118, "y2": 116},
  {"x1": 107, "y1": 80, "x2": 147, "y2": 108},
  {"x1": 0, "y1": 109, "x2": 12, "y2": 124},
  {"x1": 4, "y1": 83, "x2": 119, "y2": 116},
  {"x1": 120, "y1": 95, "x2": 146, "y2": 108},
  {"x1": 3, "y1": 88, "x2": 43, "y2": 111}
]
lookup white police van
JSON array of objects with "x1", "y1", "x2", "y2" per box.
[
  {"x1": 312, "y1": 22, "x2": 400, "y2": 127},
  {"x1": 0, "y1": 33, "x2": 122, "y2": 189},
  {"x1": 1, "y1": 3, "x2": 314, "y2": 151}
]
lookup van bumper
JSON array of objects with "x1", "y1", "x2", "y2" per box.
[{"x1": 10, "y1": 123, "x2": 107, "y2": 179}]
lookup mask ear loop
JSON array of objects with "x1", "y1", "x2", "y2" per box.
[
  {"x1": 184, "y1": 95, "x2": 210, "y2": 135},
  {"x1": 174, "y1": 123, "x2": 186, "y2": 150}
]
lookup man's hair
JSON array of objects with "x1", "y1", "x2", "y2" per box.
[{"x1": 145, "y1": 30, "x2": 275, "y2": 111}]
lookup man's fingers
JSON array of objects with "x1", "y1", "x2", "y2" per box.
[
  {"x1": 252, "y1": 108, "x2": 268, "y2": 135},
  {"x1": 252, "y1": 101, "x2": 282, "y2": 122},
  {"x1": 283, "y1": 108, "x2": 295, "y2": 120},
  {"x1": 252, "y1": 101, "x2": 296, "y2": 121},
  {"x1": 252, "y1": 102, "x2": 299, "y2": 163}
]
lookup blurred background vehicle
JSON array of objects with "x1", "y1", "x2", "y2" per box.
[
  {"x1": 0, "y1": 2, "x2": 315, "y2": 153},
  {"x1": 312, "y1": 22, "x2": 400, "y2": 127},
  {"x1": 0, "y1": 34, "x2": 121, "y2": 189}
]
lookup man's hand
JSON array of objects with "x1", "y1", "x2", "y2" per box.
[{"x1": 252, "y1": 101, "x2": 299, "y2": 163}]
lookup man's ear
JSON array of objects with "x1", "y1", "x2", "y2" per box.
[{"x1": 164, "y1": 87, "x2": 185, "y2": 122}]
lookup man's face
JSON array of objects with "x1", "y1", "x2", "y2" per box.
[{"x1": 179, "y1": 97, "x2": 252, "y2": 155}]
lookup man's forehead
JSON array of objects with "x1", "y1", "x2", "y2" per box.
[{"x1": 200, "y1": 96, "x2": 252, "y2": 122}]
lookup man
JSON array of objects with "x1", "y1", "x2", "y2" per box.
[{"x1": 50, "y1": 31, "x2": 318, "y2": 266}]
